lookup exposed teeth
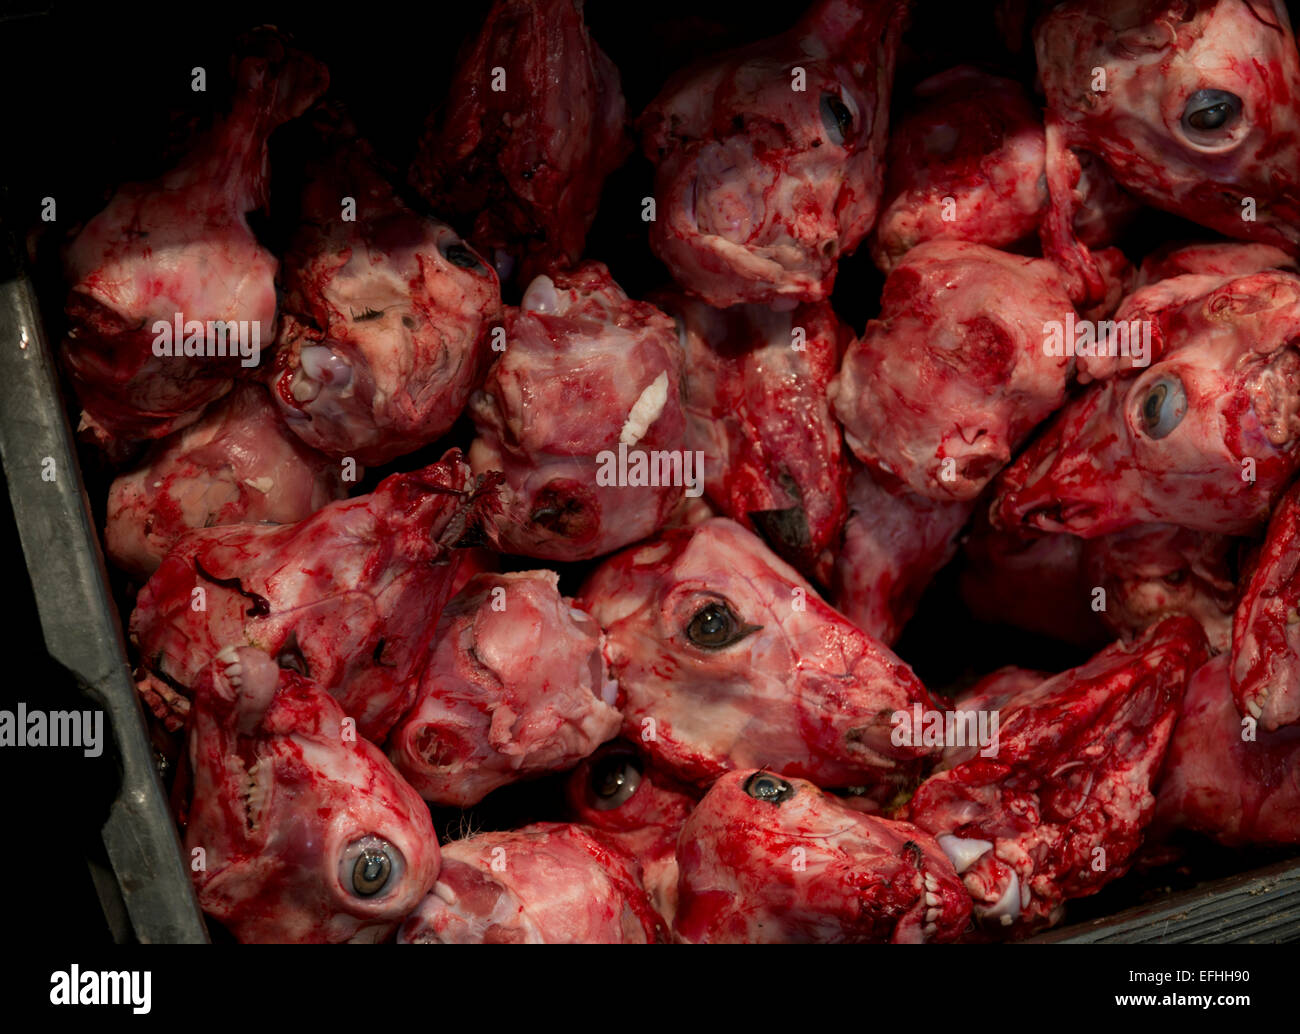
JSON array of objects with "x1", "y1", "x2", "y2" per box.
[
  {"x1": 1246, "y1": 698, "x2": 1263, "y2": 719},
  {"x1": 433, "y1": 881, "x2": 458, "y2": 905},
  {"x1": 938, "y1": 834, "x2": 993, "y2": 874},
  {"x1": 299, "y1": 346, "x2": 352, "y2": 389},
  {"x1": 521, "y1": 274, "x2": 559, "y2": 314},
  {"x1": 925, "y1": 892, "x2": 941, "y2": 907},
  {"x1": 243, "y1": 758, "x2": 266, "y2": 832},
  {"x1": 290, "y1": 367, "x2": 321, "y2": 403},
  {"x1": 243, "y1": 476, "x2": 274, "y2": 495},
  {"x1": 923, "y1": 872, "x2": 940, "y2": 893},
  {"x1": 979, "y1": 870, "x2": 1022, "y2": 925},
  {"x1": 926, "y1": 907, "x2": 941, "y2": 923},
  {"x1": 217, "y1": 648, "x2": 244, "y2": 688},
  {"x1": 922, "y1": 922, "x2": 937, "y2": 938}
]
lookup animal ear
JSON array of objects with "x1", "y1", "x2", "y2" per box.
[
  {"x1": 1112, "y1": 11, "x2": 1181, "y2": 56},
  {"x1": 1039, "y1": 122, "x2": 1106, "y2": 309},
  {"x1": 1242, "y1": 0, "x2": 1287, "y2": 32},
  {"x1": 1207, "y1": 272, "x2": 1300, "y2": 355}
]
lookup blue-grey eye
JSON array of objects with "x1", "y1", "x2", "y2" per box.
[
  {"x1": 440, "y1": 239, "x2": 485, "y2": 271},
  {"x1": 1181, "y1": 89, "x2": 1241, "y2": 135},
  {"x1": 744, "y1": 772, "x2": 795, "y2": 804},
  {"x1": 1138, "y1": 376, "x2": 1188, "y2": 439},
  {"x1": 820, "y1": 92, "x2": 853, "y2": 146},
  {"x1": 341, "y1": 836, "x2": 404, "y2": 898}
]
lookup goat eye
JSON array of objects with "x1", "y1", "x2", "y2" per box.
[
  {"x1": 820, "y1": 92, "x2": 854, "y2": 146},
  {"x1": 685, "y1": 600, "x2": 759, "y2": 649},
  {"x1": 1137, "y1": 376, "x2": 1187, "y2": 440},
  {"x1": 744, "y1": 772, "x2": 795, "y2": 804}
]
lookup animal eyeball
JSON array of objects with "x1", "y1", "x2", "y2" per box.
[
  {"x1": 684, "y1": 600, "x2": 755, "y2": 649},
  {"x1": 743, "y1": 772, "x2": 795, "y2": 804},
  {"x1": 441, "y1": 239, "x2": 485, "y2": 271},
  {"x1": 275, "y1": 639, "x2": 309, "y2": 677},
  {"x1": 587, "y1": 751, "x2": 642, "y2": 810},
  {"x1": 1181, "y1": 89, "x2": 1242, "y2": 139},
  {"x1": 1137, "y1": 376, "x2": 1188, "y2": 439},
  {"x1": 341, "y1": 836, "x2": 405, "y2": 898},
  {"x1": 819, "y1": 92, "x2": 854, "y2": 146}
]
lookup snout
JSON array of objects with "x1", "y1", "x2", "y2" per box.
[
  {"x1": 935, "y1": 430, "x2": 1012, "y2": 500},
  {"x1": 689, "y1": 137, "x2": 773, "y2": 244},
  {"x1": 991, "y1": 391, "x2": 1136, "y2": 537},
  {"x1": 796, "y1": 654, "x2": 942, "y2": 775},
  {"x1": 287, "y1": 344, "x2": 354, "y2": 405},
  {"x1": 527, "y1": 478, "x2": 600, "y2": 544}
]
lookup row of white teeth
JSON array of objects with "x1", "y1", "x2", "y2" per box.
[
  {"x1": 217, "y1": 646, "x2": 243, "y2": 689},
  {"x1": 922, "y1": 872, "x2": 942, "y2": 938}
]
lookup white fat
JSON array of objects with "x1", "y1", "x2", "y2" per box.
[
  {"x1": 619, "y1": 372, "x2": 670, "y2": 447},
  {"x1": 521, "y1": 275, "x2": 559, "y2": 314},
  {"x1": 937, "y1": 834, "x2": 992, "y2": 874}
]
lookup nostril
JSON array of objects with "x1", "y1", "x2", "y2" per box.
[
  {"x1": 413, "y1": 724, "x2": 465, "y2": 768},
  {"x1": 960, "y1": 455, "x2": 1003, "y2": 482},
  {"x1": 529, "y1": 479, "x2": 599, "y2": 542}
]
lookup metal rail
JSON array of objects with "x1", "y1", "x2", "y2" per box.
[
  {"x1": 1031, "y1": 857, "x2": 1300, "y2": 943},
  {"x1": 0, "y1": 225, "x2": 208, "y2": 943}
]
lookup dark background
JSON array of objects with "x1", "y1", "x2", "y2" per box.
[{"x1": 2, "y1": 0, "x2": 1298, "y2": 943}]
